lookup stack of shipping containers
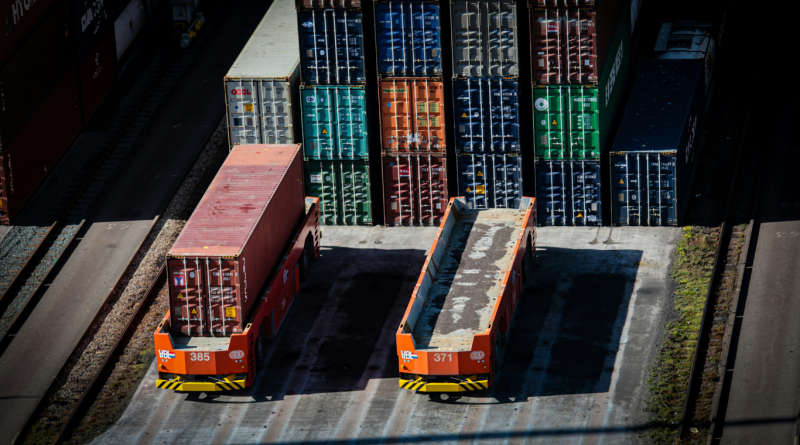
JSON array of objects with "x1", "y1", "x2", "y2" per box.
[
  {"x1": 297, "y1": 0, "x2": 373, "y2": 225},
  {"x1": 375, "y1": 0, "x2": 448, "y2": 225},
  {"x1": 530, "y1": 0, "x2": 634, "y2": 225},
  {"x1": 451, "y1": 0, "x2": 521, "y2": 209}
]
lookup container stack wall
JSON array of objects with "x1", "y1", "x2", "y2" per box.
[
  {"x1": 530, "y1": 0, "x2": 634, "y2": 226},
  {"x1": 450, "y1": 0, "x2": 519, "y2": 209},
  {"x1": 297, "y1": 0, "x2": 381, "y2": 224}
]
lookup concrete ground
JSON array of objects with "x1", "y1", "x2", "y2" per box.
[{"x1": 92, "y1": 225, "x2": 678, "y2": 445}]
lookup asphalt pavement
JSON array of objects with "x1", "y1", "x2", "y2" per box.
[
  {"x1": 0, "y1": 0, "x2": 275, "y2": 442},
  {"x1": 716, "y1": 81, "x2": 800, "y2": 444},
  {"x1": 93, "y1": 225, "x2": 679, "y2": 445}
]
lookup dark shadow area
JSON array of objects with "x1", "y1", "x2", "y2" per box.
[{"x1": 182, "y1": 244, "x2": 642, "y2": 405}]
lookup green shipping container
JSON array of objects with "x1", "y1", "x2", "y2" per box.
[
  {"x1": 532, "y1": 0, "x2": 631, "y2": 160},
  {"x1": 301, "y1": 86, "x2": 369, "y2": 160},
  {"x1": 305, "y1": 159, "x2": 373, "y2": 225}
]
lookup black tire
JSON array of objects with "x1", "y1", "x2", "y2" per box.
[{"x1": 299, "y1": 236, "x2": 313, "y2": 282}]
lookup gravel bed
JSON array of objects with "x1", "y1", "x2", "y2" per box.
[{"x1": 21, "y1": 119, "x2": 230, "y2": 445}]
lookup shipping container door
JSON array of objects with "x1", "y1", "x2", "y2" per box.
[
  {"x1": 534, "y1": 86, "x2": 599, "y2": 159},
  {"x1": 375, "y1": 2, "x2": 442, "y2": 77},
  {"x1": 205, "y1": 258, "x2": 244, "y2": 335},
  {"x1": 534, "y1": 0, "x2": 594, "y2": 5},
  {"x1": 382, "y1": 154, "x2": 415, "y2": 225},
  {"x1": 338, "y1": 161, "x2": 372, "y2": 225},
  {"x1": 457, "y1": 153, "x2": 521, "y2": 209},
  {"x1": 298, "y1": 9, "x2": 365, "y2": 85},
  {"x1": 416, "y1": 154, "x2": 447, "y2": 225},
  {"x1": 453, "y1": 78, "x2": 519, "y2": 151},
  {"x1": 565, "y1": 9, "x2": 597, "y2": 84},
  {"x1": 301, "y1": 87, "x2": 336, "y2": 158},
  {"x1": 305, "y1": 161, "x2": 340, "y2": 225},
  {"x1": 451, "y1": 0, "x2": 517, "y2": 77},
  {"x1": 169, "y1": 258, "x2": 209, "y2": 336},
  {"x1": 227, "y1": 80, "x2": 262, "y2": 146},
  {"x1": 380, "y1": 79, "x2": 445, "y2": 151},
  {"x1": 530, "y1": 8, "x2": 565, "y2": 84},
  {"x1": 535, "y1": 160, "x2": 601, "y2": 226},
  {"x1": 611, "y1": 153, "x2": 642, "y2": 225},
  {"x1": 335, "y1": 87, "x2": 369, "y2": 158},
  {"x1": 262, "y1": 80, "x2": 294, "y2": 144}
]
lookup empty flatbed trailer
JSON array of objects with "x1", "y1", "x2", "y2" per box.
[{"x1": 396, "y1": 197, "x2": 536, "y2": 393}]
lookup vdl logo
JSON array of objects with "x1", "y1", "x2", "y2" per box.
[{"x1": 401, "y1": 350, "x2": 418, "y2": 360}]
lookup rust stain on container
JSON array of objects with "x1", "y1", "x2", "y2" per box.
[
  {"x1": 382, "y1": 152, "x2": 448, "y2": 226},
  {"x1": 167, "y1": 144, "x2": 305, "y2": 336},
  {"x1": 379, "y1": 78, "x2": 446, "y2": 151}
]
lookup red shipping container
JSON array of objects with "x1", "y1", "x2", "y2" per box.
[
  {"x1": 0, "y1": 65, "x2": 81, "y2": 224},
  {"x1": 167, "y1": 144, "x2": 305, "y2": 336},
  {"x1": 79, "y1": 30, "x2": 117, "y2": 123},
  {"x1": 382, "y1": 152, "x2": 448, "y2": 226},
  {"x1": 0, "y1": 0, "x2": 59, "y2": 64},
  {"x1": 295, "y1": 0, "x2": 360, "y2": 8},
  {"x1": 530, "y1": 0, "x2": 624, "y2": 85}
]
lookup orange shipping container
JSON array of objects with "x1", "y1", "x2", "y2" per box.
[{"x1": 379, "y1": 78, "x2": 446, "y2": 152}]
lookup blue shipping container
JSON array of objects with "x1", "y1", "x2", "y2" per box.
[
  {"x1": 301, "y1": 85, "x2": 369, "y2": 159},
  {"x1": 610, "y1": 60, "x2": 705, "y2": 226},
  {"x1": 298, "y1": 9, "x2": 365, "y2": 84},
  {"x1": 456, "y1": 152, "x2": 522, "y2": 209},
  {"x1": 535, "y1": 160, "x2": 602, "y2": 226},
  {"x1": 374, "y1": 1, "x2": 442, "y2": 77},
  {"x1": 452, "y1": 77, "x2": 520, "y2": 151}
]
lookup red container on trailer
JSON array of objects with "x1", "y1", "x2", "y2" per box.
[
  {"x1": 529, "y1": 0, "x2": 624, "y2": 85},
  {"x1": 79, "y1": 30, "x2": 117, "y2": 123},
  {"x1": 295, "y1": 0, "x2": 360, "y2": 8},
  {"x1": 166, "y1": 144, "x2": 305, "y2": 336},
  {"x1": 382, "y1": 152, "x2": 448, "y2": 226},
  {"x1": 0, "y1": 65, "x2": 81, "y2": 224}
]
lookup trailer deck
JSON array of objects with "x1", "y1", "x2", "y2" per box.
[{"x1": 412, "y1": 209, "x2": 524, "y2": 351}]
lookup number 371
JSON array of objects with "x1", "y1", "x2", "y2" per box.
[
  {"x1": 191, "y1": 352, "x2": 211, "y2": 361},
  {"x1": 434, "y1": 353, "x2": 452, "y2": 362}
]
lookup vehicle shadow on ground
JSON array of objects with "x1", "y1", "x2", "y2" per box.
[{"x1": 178, "y1": 244, "x2": 641, "y2": 404}]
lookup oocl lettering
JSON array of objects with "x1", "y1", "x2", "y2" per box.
[
  {"x1": 605, "y1": 40, "x2": 624, "y2": 107},
  {"x1": 231, "y1": 89, "x2": 252, "y2": 96}
]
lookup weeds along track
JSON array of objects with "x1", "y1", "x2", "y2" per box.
[{"x1": 20, "y1": 119, "x2": 229, "y2": 445}]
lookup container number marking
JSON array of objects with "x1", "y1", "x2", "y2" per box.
[
  {"x1": 190, "y1": 352, "x2": 211, "y2": 362},
  {"x1": 434, "y1": 353, "x2": 453, "y2": 362}
]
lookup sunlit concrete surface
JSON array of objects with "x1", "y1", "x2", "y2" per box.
[{"x1": 94, "y1": 226, "x2": 679, "y2": 445}]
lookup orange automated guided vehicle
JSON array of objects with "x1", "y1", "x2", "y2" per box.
[
  {"x1": 396, "y1": 197, "x2": 536, "y2": 393},
  {"x1": 154, "y1": 144, "x2": 320, "y2": 391}
]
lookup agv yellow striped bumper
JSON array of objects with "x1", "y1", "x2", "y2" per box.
[
  {"x1": 156, "y1": 375, "x2": 246, "y2": 392},
  {"x1": 399, "y1": 377, "x2": 489, "y2": 393}
]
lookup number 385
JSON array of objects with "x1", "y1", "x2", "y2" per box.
[{"x1": 190, "y1": 352, "x2": 211, "y2": 361}]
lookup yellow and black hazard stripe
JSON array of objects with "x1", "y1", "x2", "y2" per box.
[
  {"x1": 399, "y1": 378, "x2": 490, "y2": 393},
  {"x1": 156, "y1": 377, "x2": 247, "y2": 392}
]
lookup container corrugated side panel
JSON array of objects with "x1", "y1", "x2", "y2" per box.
[
  {"x1": 226, "y1": 72, "x2": 299, "y2": 147},
  {"x1": 456, "y1": 152, "x2": 522, "y2": 209},
  {"x1": 0, "y1": 0, "x2": 59, "y2": 64},
  {"x1": 451, "y1": 0, "x2": 518, "y2": 77},
  {"x1": 297, "y1": 9, "x2": 366, "y2": 85},
  {"x1": 452, "y1": 77, "x2": 520, "y2": 152},
  {"x1": 75, "y1": 0, "x2": 113, "y2": 60},
  {"x1": 305, "y1": 159, "x2": 372, "y2": 225},
  {"x1": 295, "y1": 0, "x2": 361, "y2": 8},
  {"x1": 80, "y1": 30, "x2": 117, "y2": 123},
  {"x1": 535, "y1": 160, "x2": 601, "y2": 226},
  {"x1": 382, "y1": 152, "x2": 447, "y2": 226},
  {"x1": 0, "y1": 66, "x2": 81, "y2": 224},
  {"x1": 301, "y1": 85, "x2": 369, "y2": 159},
  {"x1": 0, "y1": 0, "x2": 74, "y2": 150},
  {"x1": 533, "y1": 85, "x2": 599, "y2": 160},
  {"x1": 168, "y1": 145, "x2": 305, "y2": 335},
  {"x1": 375, "y1": 1, "x2": 442, "y2": 78},
  {"x1": 379, "y1": 78, "x2": 445, "y2": 151},
  {"x1": 225, "y1": 0, "x2": 299, "y2": 80}
]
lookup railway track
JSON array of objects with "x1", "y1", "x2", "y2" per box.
[{"x1": 0, "y1": 16, "x2": 197, "y2": 355}]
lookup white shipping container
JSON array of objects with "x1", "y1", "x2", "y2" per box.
[
  {"x1": 224, "y1": 0, "x2": 301, "y2": 148},
  {"x1": 451, "y1": 0, "x2": 518, "y2": 77}
]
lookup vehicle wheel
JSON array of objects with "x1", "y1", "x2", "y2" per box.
[{"x1": 299, "y1": 236, "x2": 313, "y2": 282}]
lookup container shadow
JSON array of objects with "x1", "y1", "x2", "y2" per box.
[{"x1": 178, "y1": 243, "x2": 641, "y2": 403}]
